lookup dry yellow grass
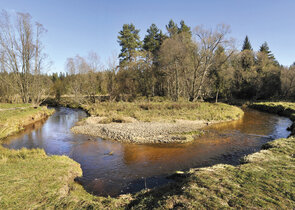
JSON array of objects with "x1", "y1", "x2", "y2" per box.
[{"x1": 82, "y1": 101, "x2": 244, "y2": 123}]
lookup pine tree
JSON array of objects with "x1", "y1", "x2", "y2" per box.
[
  {"x1": 178, "y1": 20, "x2": 192, "y2": 41},
  {"x1": 242, "y1": 36, "x2": 252, "y2": 51},
  {"x1": 143, "y1": 24, "x2": 163, "y2": 56},
  {"x1": 166, "y1": 19, "x2": 178, "y2": 37},
  {"x1": 178, "y1": 20, "x2": 191, "y2": 35},
  {"x1": 117, "y1": 24, "x2": 142, "y2": 66},
  {"x1": 259, "y1": 42, "x2": 277, "y2": 64}
]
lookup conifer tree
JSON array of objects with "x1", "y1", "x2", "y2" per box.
[
  {"x1": 143, "y1": 24, "x2": 164, "y2": 56},
  {"x1": 166, "y1": 19, "x2": 178, "y2": 37},
  {"x1": 178, "y1": 20, "x2": 191, "y2": 35},
  {"x1": 117, "y1": 24, "x2": 142, "y2": 66},
  {"x1": 242, "y1": 36, "x2": 253, "y2": 51},
  {"x1": 259, "y1": 42, "x2": 277, "y2": 64}
]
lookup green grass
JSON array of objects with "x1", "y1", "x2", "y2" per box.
[
  {"x1": 82, "y1": 100, "x2": 244, "y2": 123},
  {"x1": 0, "y1": 103, "x2": 54, "y2": 139}
]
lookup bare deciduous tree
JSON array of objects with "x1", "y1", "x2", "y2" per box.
[
  {"x1": 159, "y1": 24, "x2": 234, "y2": 101},
  {"x1": 192, "y1": 24, "x2": 234, "y2": 101},
  {"x1": 0, "y1": 10, "x2": 51, "y2": 104}
]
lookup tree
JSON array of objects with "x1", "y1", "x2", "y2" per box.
[
  {"x1": 51, "y1": 73, "x2": 66, "y2": 101},
  {"x1": 209, "y1": 46, "x2": 234, "y2": 102},
  {"x1": 117, "y1": 24, "x2": 141, "y2": 66},
  {"x1": 159, "y1": 33, "x2": 190, "y2": 101},
  {"x1": 259, "y1": 42, "x2": 278, "y2": 65},
  {"x1": 178, "y1": 20, "x2": 191, "y2": 36},
  {"x1": 116, "y1": 24, "x2": 144, "y2": 100},
  {"x1": 281, "y1": 66, "x2": 295, "y2": 98},
  {"x1": 0, "y1": 10, "x2": 51, "y2": 104},
  {"x1": 240, "y1": 49, "x2": 255, "y2": 71},
  {"x1": 192, "y1": 24, "x2": 234, "y2": 101},
  {"x1": 166, "y1": 19, "x2": 178, "y2": 37},
  {"x1": 159, "y1": 24, "x2": 234, "y2": 101},
  {"x1": 143, "y1": 24, "x2": 162, "y2": 56},
  {"x1": 242, "y1": 36, "x2": 252, "y2": 51},
  {"x1": 142, "y1": 24, "x2": 167, "y2": 97},
  {"x1": 65, "y1": 53, "x2": 103, "y2": 102}
]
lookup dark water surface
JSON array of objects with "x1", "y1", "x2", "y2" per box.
[{"x1": 2, "y1": 107, "x2": 292, "y2": 196}]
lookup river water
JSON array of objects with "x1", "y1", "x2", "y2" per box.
[{"x1": 2, "y1": 107, "x2": 292, "y2": 196}]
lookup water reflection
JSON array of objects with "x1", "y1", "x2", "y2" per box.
[{"x1": 2, "y1": 107, "x2": 292, "y2": 196}]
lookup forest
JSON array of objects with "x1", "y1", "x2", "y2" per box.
[{"x1": 0, "y1": 11, "x2": 294, "y2": 105}]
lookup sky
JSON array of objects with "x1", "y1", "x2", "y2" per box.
[{"x1": 1, "y1": 0, "x2": 294, "y2": 73}]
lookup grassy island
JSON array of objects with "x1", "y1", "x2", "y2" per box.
[{"x1": 72, "y1": 101, "x2": 243, "y2": 143}]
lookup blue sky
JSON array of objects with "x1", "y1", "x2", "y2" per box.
[{"x1": 1, "y1": 0, "x2": 294, "y2": 73}]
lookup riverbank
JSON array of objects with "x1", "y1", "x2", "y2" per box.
[
  {"x1": 124, "y1": 102, "x2": 295, "y2": 209},
  {"x1": 72, "y1": 101, "x2": 243, "y2": 143},
  {"x1": 0, "y1": 104, "x2": 130, "y2": 209},
  {"x1": 1, "y1": 102, "x2": 294, "y2": 209},
  {"x1": 0, "y1": 103, "x2": 54, "y2": 140},
  {"x1": 127, "y1": 136, "x2": 295, "y2": 209},
  {"x1": 0, "y1": 145, "x2": 131, "y2": 209},
  {"x1": 249, "y1": 102, "x2": 295, "y2": 135}
]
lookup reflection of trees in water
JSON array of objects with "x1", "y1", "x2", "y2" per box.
[
  {"x1": 207, "y1": 109, "x2": 276, "y2": 135},
  {"x1": 4, "y1": 118, "x2": 47, "y2": 149},
  {"x1": 122, "y1": 144, "x2": 190, "y2": 165}
]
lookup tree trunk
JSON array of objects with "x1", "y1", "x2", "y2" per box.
[{"x1": 215, "y1": 89, "x2": 219, "y2": 103}]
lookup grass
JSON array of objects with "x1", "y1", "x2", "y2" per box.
[
  {"x1": 0, "y1": 146, "x2": 131, "y2": 209},
  {"x1": 249, "y1": 102, "x2": 295, "y2": 121},
  {"x1": 82, "y1": 100, "x2": 244, "y2": 123},
  {"x1": 0, "y1": 103, "x2": 31, "y2": 109},
  {"x1": 0, "y1": 103, "x2": 54, "y2": 139}
]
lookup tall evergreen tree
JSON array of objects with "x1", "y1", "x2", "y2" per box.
[
  {"x1": 178, "y1": 20, "x2": 191, "y2": 35},
  {"x1": 242, "y1": 36, "x2": 253, "y2": 51},
  {"x1": 166, "y1": 19, "x2": 178, "y2": 37},
  {"x1": 117, "y1": 24, "x2": 142, "y2": 66},
  {"x1": 178, "y1": 20, "x2": 192, "y2": 41},
  {"x1": 143, "y1": 24, "x2": 167, "y2": 97},
  {"x1": 259, "y1": 42, "x2": 278, "y2": 64},
  {"x1": 143, "y1": 24, "x2": 163, "y2": 56}
]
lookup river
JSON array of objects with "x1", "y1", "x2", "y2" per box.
[{"x1": 2, "y1": 107, "x2": 292, "y2": 196}]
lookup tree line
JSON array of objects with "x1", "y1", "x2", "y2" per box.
[{"x1": 0, "y1": 10, "x2": 295, "y2": 104}]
